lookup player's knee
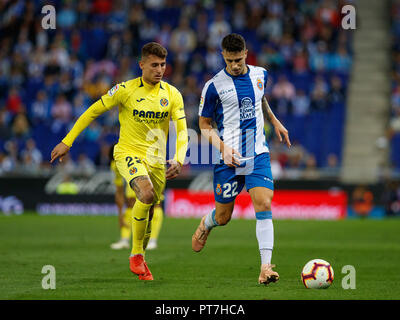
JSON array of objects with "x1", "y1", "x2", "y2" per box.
[
  {"x1": 139, "y1": 189, "x2": 155, "y2": 204},
  {"x1": 255, "y1": 197, "x2": 272, "y2": 212}
]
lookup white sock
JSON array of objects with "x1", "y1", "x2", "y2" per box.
[
  {"x1": 260, "y1": 249, "x2": 272, "y2": 265},
  {"x1": 256, "y1": 216, "x2": 274, "y2": 265},
  {"x1": 204, "y1": 209, "x2": 219, "y2": 230}
]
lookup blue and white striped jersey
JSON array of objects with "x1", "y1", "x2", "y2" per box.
[{"x1": 199, "y1": 65, "x2": 269, "y2": 159}]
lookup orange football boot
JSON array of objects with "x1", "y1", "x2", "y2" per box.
[
  {"x1": 129, "y1": 254, "x2": 146, "y2": 275},
  {"x1": 138, "y1": 261, "x2": 154, "y2": 281}
]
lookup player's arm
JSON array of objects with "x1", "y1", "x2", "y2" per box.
[
  {"x1": 199, "y1": 116, "x2": 241, "y2": 167},
  {"x1": 115, "y1": 185, "x2": 129, "y2": 228},
  {"x1": 51, "y1": 83, "x2": 123, "y2": 163},
  {"x1": 166, "y1": 117, "x2": 188, "y2": 180},
  {"x1": 262, "y1": 96, "x2": 291, "y2": 148},
  {"x1": 166, "y1": 89, "x2": 188, "y2": 180},
  {"x1": 199, "y1": 81, "x2": 241, "y2": 167},
  {"x1": 50, "y1": 99, "x2": 110, "y2": 163}
]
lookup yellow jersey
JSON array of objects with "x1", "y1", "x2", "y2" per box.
[
  {"x1": 63, "y1": 77, "x2": 186, "y2": 168},
  {"x1": 102, "y1": 77, "x2": 185, "y2": 167}
]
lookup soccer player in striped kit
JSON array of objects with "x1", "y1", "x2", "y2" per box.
[{"x1": 192, "y1": 34, "x2": 291, "y2": 285}]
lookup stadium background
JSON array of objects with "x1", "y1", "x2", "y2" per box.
[
  {"x1": 0, "y1": 0, "x2": 400, "y2": 301},
  {"x1": 0, "y1": 0, "x2": 398, "y2": 218}
]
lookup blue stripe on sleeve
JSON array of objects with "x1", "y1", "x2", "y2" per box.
[{"x1": 200, "y1": 82, "x2": 218, "y2": 118}]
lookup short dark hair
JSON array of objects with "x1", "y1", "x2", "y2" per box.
[
  {"x1": 221, "y1": 33, "x2": 246, "y2": 52},
  {"x1": 141, "y1": 42, "x2": 168, "y2": 59}
]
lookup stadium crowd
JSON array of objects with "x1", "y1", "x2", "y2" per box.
[
  {"x1": 390, "y1": 0, "x2": 400, "y2": 171},
  {"x1": 0, "y1": 0, "x2": 353, "y2": 179}
]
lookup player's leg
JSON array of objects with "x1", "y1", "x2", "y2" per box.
[
  {"x1": 142, "y1": 205, "x2": 154, "y2": 251},
  {"x1": 114, "y1": 155, "x2": 155, "y2": 277},
  {"x1": 129, "y1": 175, "x2": 155, "y2": 254},
  {"x1": 192, "y1": 200, "x2": 235, "y2": 252},
  {"x1": 135, "y1": 163, "x2": 166, "y2": 280},
  {"x1": 192, "y1": 164, "x2": 244, "y2": 252},
  {"x1": 111, "y1": 195, "x2": 135, "y2": 249},
  {"x1": 128, "y1": 175, "x2": 155, "y2": 278},
  {"x1": 246, "y1": 153, "x2": 279, "y2": 284},
  {"x1": 147, "y1": 202, "x2": 163, "y2": 250}
]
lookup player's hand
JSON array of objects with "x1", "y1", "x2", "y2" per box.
[
  {"x1": 273, "y1": 120, "x2": 291, "y2": 148},
  {"x1": 166, "y1": 159, "x2": 182, "y2": 180},
  {"x1": 50, "y1": 142, "x2": 70, "y2": 163},
  {"x1": 222, "y1": 146, "x2": 242, "y2": 167}
]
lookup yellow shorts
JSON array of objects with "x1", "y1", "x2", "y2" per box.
[{"x1": 114, "y1": 153, "x2": 166, "y2": 205}]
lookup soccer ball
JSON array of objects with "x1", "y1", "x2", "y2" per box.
[{"x1": 301, "y1": 259, "x2": 334, "y2": 289}]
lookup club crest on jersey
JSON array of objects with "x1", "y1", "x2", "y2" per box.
[
  {"x1": 108, "y1": 84, "x2": 119, "y2": 96},
  {"x1": 129, "y1": 167, "x2": 137, "y2": 175},
  {"x1": 160, "y1": 98, "x2": 169, "y2": 107},
  {"x1": 240, "y1": 97, "x2": 255, "y2": 120},
  {"x1": 216, "y1": 184, "x2": 222, "y2": 195},
  {"x1": 257, "y1": 78, "x2": 263, "y2": 90}
]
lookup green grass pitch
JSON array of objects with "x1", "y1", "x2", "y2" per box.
[{"x1": 0, "y1": 214, "x2": 399, "y2": 300}]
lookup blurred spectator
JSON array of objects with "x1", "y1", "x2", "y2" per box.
[
  {"x1": 170, "y1": 18, "x2": 197, "y2": 64},
  {"x1": 31, "y1": 90, "x2": 51, "y2": 124},
  {"x1": 0, "y1": 109, "x2": 12, "y2": 140},
  {"x1": 57, "y1": 1, "x2": 77, "y2": 29},
  {"x1": 322, "y1": 153, "x2": 340, "y2": 177},
  {"x1": 51, "y1": 94, "x2": 73, "y2": 124},
  {"x1": 6, "y1": 87, "x2": 24, "y2": 115},
  {"x1": 351, "y1": 185, "x2": 374, "y2": 218},
  {"x1": 272, "y1": 75, "x2": 296, "y2": 100},
  {"x1": 1, "y1": 140, "x2": 19, "y2": 173},
  {"x1": 55, "y1": 153, "x2": 76, "y2": 175},
  {"x1": 257, "y1": 12, "x2": 283, "y2": 43},
  {"x1": 302, "y1": 154, "x2": 320, "y2": 179},
  {"x1": 330, "y1": 45, "x2": 352, "y2": 73},
  {"x1": 382, "y1": 180, "x2": 400, "y2": 216},
  {"x1": 96, "y1": 144, "x2": 112, "y2": 167},
  {"x1": 207, "y1": 12, "x2": 231, "y2": 49},
  {"x1": 285, "y1": 144, "x2": 306, "y2": 179},
  {"x1": 257, "y1": 44, "x2": 284, "y2": 71},
  {"x1": 21, "y1": 138, "x2": 43, "y2": 172},
  {"x1": 309, "y1": 41, "x2": 330, "y2": 72},
  {"x1": 328, "y1": 76, "x2": 345, "y2": 104},
  {"x1": 76, "y1": 153, "x2": 96, "y2": 176},
  {"x1": 292, "y1": 89, "x2": 310, "y2": 117},
  {"x1": 272, "y1": 75, "x2": 296, "y2": 116},
  {"x1": 11, "y1": 113, "x2": 31, "y2": 141}
]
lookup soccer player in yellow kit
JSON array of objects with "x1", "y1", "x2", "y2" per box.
[
  {"x1": 109, "y1": 144, "x2": 164, "y2": 251},
  {"x1": 51, "y1": 42, "x2": 188, "y2": 281}
]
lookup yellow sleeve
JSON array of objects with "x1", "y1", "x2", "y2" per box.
[
  {"x1": 173, "y1": 117, "x2": 188, "y2": 166},
  {"x1": 170, "y1": 88, "x2": 185, "y2": 121},
  {"x1": 62, "y1": 99, "x2": 109, "y2": 147},
  {"x1": 100, "y1": 82, "x2": 127, "y2": 109}
]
